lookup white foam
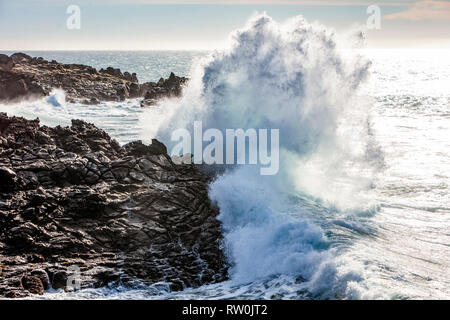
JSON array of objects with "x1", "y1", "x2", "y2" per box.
[{"x1": 140, "y1": 13, "x2": 383, "y2": 299}]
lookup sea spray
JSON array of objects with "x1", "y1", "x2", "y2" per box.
[
  {"x1": 0, "y1": 89, "x2": 144, "y2": 144},
  {"x1": 141, "y1": 13, "x2": 380, "y2": 298}
]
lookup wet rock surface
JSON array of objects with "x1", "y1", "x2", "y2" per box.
[
  {"x1": 0, "y1": 53, "x2": 188, "y2": 106},
  {"x1": 0, "y1": 113, "x2": 227, "y2": 298}
]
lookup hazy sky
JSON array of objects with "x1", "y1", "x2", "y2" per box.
[{"x1": 0, "y1": 0, "x2": 449, "y2": 50}]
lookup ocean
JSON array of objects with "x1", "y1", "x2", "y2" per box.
[{"x1": 1, "y1": 18, "x2": 449, "y2": 300}]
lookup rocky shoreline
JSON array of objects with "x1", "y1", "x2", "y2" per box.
[
  {"x1": 0, "y1": 55, "x2": 227, "y2": 297},
  {"x1": 0, "y1": 52, "x2": 188, "y2": 107}
]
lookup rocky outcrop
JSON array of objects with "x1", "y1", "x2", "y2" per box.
[
  {"x1": 0, "y1": 113, "x2": 227, "y2": 298},
  {"x1": 140, "y1": 72, "x2": 188, "y2": 107},
  {"x1": 0, "y1": 54, "x2": 46, "y2": 102},
  {"x1": 0, "y1": 53, "x2": 188, "y2": 106},
  {"x1": 0, "y1": 54, "x2": 14, "y2": 72}
]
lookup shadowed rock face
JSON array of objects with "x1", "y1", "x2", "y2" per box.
[
  {"x1": 0, "y1": 53, "x2": 188, "y2": 106},
  {"x1": 0, "y1": 113, "x2": 227, "y2": 298}
]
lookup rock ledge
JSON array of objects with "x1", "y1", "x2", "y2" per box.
[
  {"x1": 0, "y1": 53, "x2": 188, "y2": 106},
  {"x1": 0, "y1": 113, "x2": 227, "y2": 298}
]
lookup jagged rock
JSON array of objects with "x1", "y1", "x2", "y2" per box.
[
  {"x1": 0, "y1": 113, "x2": 228, "y2": 298},
  {"x1": 0, "y1": 54, "x2": 14, "y2": 72},
  {"x1": 0, "y1": 167, "x2": 17, "y2": 191},
  {"x1": 0, "y1": 53, "x2": 188, "y2": 104},
  {"x1": 139, "y1": 73, "x2": 188, "y2": 107},
  {"x1": 123, "y1": 139, "x2": 167, "y2": 157},
  {"x1": 0, "y1": 70, "x2": 46, "y2": 102},
  {"x1": 100, "y1": 66, "x2": 123, "y2": 78},
  {"x1": 30, "y1": 269, "x2": 50, "y2": 290},
  {"x1": 51, "y1": 271, "x2": 68, "y2": 290},
  {"x1": 21, "y1": 275, "x2": 44, "y2": 295},
  {"x1": 10, "y1": 52, "x2": 32, "y2": 63},
  {"x1": 123, "y1": 71, "x2": 138, "y2": 83}
]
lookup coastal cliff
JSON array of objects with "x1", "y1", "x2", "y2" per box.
[{"x1": 0, "y1": 113, "x2": 227, "y2": 297}]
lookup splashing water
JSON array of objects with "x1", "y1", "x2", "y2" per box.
[
  {"x1": 0, "y1": 89, "x2": 144, "y2": 144},
  {"x1": 139, "y1": 13, "x2": 383, "y2": 299}
]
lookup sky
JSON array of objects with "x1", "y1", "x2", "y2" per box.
[{"x1": 0, "y1": 0, "x2": 449, "y2": 50}]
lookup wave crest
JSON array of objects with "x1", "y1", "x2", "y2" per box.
[{"x1": 142, "y1": 13, "x2": 383, "y2": 299}]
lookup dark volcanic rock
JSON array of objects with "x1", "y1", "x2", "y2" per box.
[
  {"x1": 0, "y1": 70, "x2": 46, "y2": 102},
  {"x1": 0, "y1": 53, "x2": 188, "y2": 105},
  {"x1": 0, "y1": 113, "x2": 227, "y2": 298},
  {"x1": 20, "y1": 275, "x2": 44, "y2": 295},
  {"x1": 140, "y1": 72, "x2": 188, "y2": 107},
  {"x1": 0, "y1": 54, "x2": 14, "y2": 72}
]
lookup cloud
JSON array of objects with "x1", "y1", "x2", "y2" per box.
[{"x1": 385, "y1": 0, "x2": 450, "y2": 20}]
